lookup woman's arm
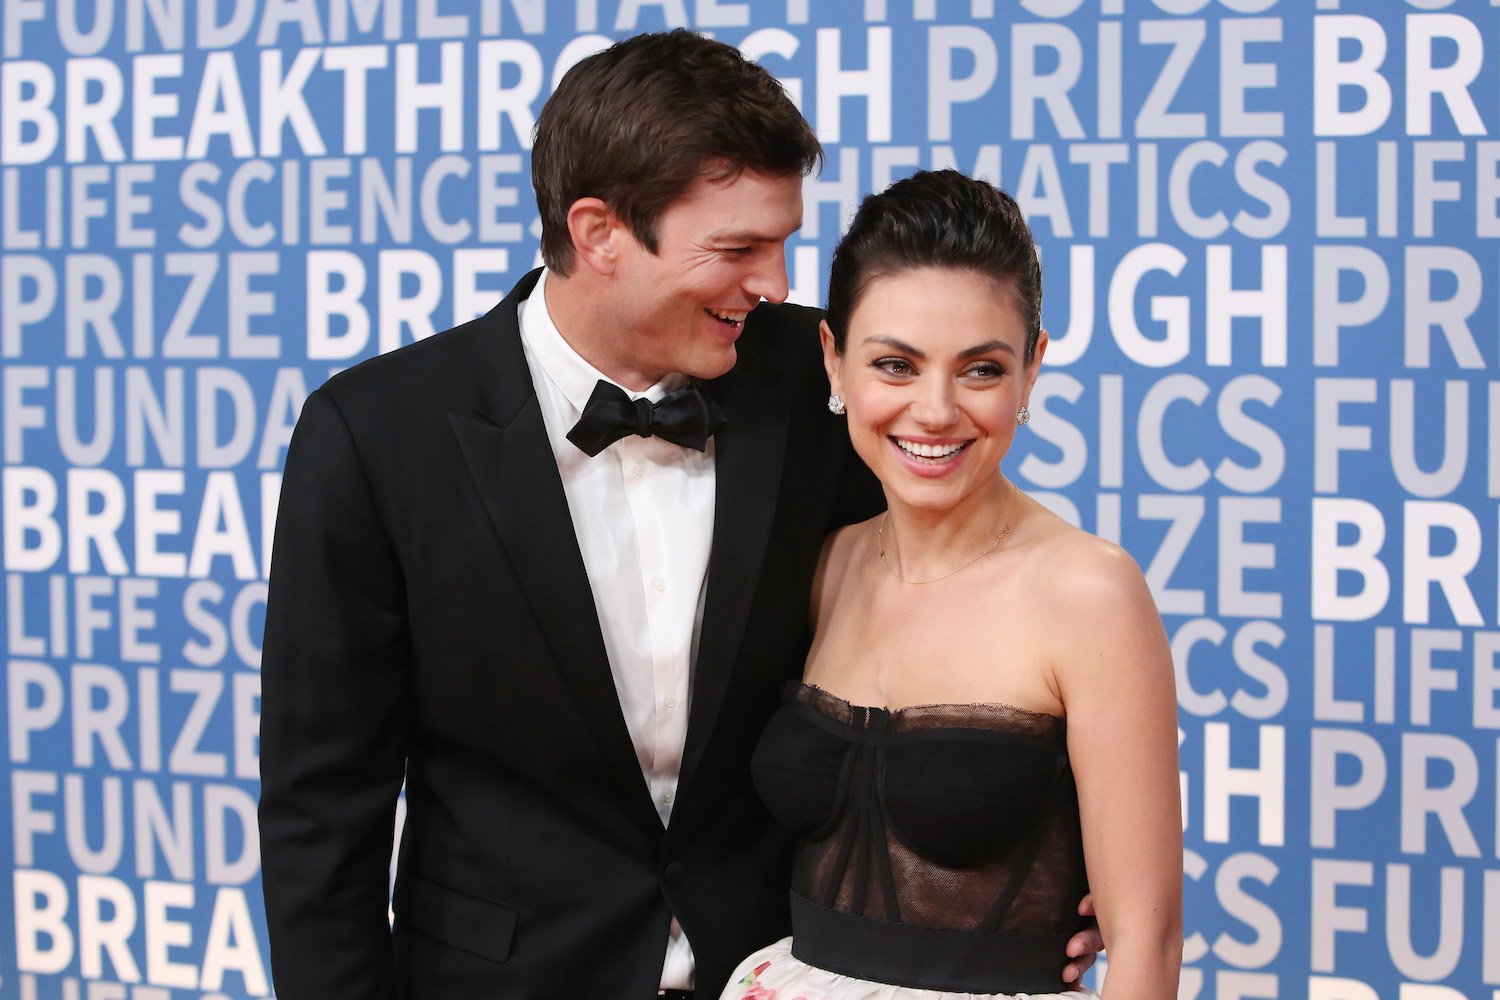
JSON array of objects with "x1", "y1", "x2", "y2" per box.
[{"x1": 1052, "y1": 538, "x2": 1183, "y2": 1000}]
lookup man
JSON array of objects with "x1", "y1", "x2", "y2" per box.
[{"x1": 259, "y1": 29, "x2": 1099, "y2": 998}]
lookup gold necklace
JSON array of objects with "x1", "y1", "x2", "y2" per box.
[{"x1": 877, "y1": 482, "x2": 1017, "y2": 585}]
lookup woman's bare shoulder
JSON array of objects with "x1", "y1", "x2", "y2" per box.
[
  {"x1": 811, "y1": 514, "x2": 881, "y2": 623},
  {"x1": 1026, "y1": 507, "x2": 1149, "y2": 600},
  {"x1": 1019, "y1": 507, "x2": 1164, "y2": 669}
]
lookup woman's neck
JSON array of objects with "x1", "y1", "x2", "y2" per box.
[{"x1": 878, "y1": 476, "x2": 1016, "y2": 584}]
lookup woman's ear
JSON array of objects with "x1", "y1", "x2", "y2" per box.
[
  {"x1": 566, "y1": 197, "x2": 621, "y2": 276},
  {"x1": 820, "y1": 319, "x2": 844, "y2": 398},
  {"x1": 1024, "y1": 328, "x2": 1049, "y2": 398}
]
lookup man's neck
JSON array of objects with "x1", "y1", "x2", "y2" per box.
[{"x1": 543, "y1": 267, "x2": 659, "y2": 391}]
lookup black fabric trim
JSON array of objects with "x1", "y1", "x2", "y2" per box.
[{"x1": 788, "y1": 892, "x2": 1070, "y2": 994}]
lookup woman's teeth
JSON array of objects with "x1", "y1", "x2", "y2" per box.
[{"x1": 895, "y1": 438, "x2": 967, "y2": 461}]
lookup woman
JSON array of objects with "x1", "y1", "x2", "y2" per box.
[{"x1": 721, "y1": 170, "x2": 1182, "y2": 1000}]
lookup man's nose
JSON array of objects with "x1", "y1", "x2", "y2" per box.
[{"x1": 746, "y1": 249, "x2": 791, "y2": 304}]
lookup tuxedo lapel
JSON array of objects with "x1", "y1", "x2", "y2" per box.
[
  {"x1": 447, "y1": 273, "x2": 659, "y2": 832},
  {"x1": 677, "y1": 348, "x2": 792, "y2": 797}
]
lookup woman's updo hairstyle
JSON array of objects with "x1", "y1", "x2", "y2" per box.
[{"x1": 824, "y1": 169, "x2": 1042, "y2": 363}]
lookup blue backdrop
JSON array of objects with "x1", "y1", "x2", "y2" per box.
[{"x1": 2, "y1": 1, "x2": 1498, "y2": 997}]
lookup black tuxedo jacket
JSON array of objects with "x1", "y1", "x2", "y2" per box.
[{"x1": 259, "y1": 269, "x2": 881, "y2": 998}]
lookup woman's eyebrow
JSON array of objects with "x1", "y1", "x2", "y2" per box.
[{"x1": 960, "y1": 340, "x2": 1013, "y2": 359}]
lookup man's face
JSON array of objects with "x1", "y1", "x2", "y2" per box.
[{"x1": 608, "y1": 166, "x2": 804, "y2": 385}]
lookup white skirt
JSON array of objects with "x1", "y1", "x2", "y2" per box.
[{"x1": 719, "y1": 937, "x2": 1100, "y2": 1000}]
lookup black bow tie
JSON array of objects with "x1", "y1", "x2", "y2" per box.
[{"x1": 566, "y1": 380, "x2": 727, "y2": 457}]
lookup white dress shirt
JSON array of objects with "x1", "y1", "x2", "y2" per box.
[{"x1": 517, "y1": 270, "x2": 714, "y2": 989}]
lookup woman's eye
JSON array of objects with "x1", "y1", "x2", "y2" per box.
[
  {"x1": 965, "y1": 362, "x2": 1005, "y2": 379},
  {"x1": 874, "y1": 357, "x2": 913, "y2": 376}
]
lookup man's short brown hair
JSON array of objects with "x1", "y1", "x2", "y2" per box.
[{"x1": 532, "y1": 30, "x2": 821, "y2": 274}]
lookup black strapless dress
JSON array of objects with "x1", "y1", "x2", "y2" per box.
[{"x1": 719, "y1": 682, "x2": 1096, "y2": 1000}]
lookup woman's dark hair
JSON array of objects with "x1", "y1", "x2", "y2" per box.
[
  {"x1": 533, "y1": 30, "x2": 821, "y2": 275},
  {"x1": 824, "y1": 169, "x2": 1042, "y2": 363}
]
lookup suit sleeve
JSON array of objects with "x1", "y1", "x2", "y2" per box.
[{"x1": 258, "y1": 387, "x2": 411, "y2": 999}]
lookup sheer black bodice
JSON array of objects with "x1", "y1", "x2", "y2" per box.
[{"x1": 750, "y1": 682, "x2": 1091, "y2": 993}]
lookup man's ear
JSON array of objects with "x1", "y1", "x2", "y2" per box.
[{"x1": 566, "y1": 197, "x2": 622, "y2": 276}]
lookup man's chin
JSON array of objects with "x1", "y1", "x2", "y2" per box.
[{"x1": 692, "y1": 346, "x2": 739, "y2": 381}]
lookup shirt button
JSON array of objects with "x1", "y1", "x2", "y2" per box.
[
  {"x1": 653, "y1": 577, "x2": 667, "y2": 592},
  {"x1": 662, "y1": 789, "x2": 675, "y2": 805},
  {"x1": 632, "y1": 461, "x2": 647, "y2": 477},
  {"x1": 665, "y1": 694, "x2": 679, "y2": 709}
]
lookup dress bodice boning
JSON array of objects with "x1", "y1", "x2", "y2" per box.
[{"x1": 750, "y1": 682, "x2": 1091, "y2": 994}]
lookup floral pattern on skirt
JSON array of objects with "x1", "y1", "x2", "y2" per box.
[{"x1": 719, "y1": 937, "x2": 1101, "y2": 1000}]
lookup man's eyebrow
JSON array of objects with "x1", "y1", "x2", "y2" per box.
[{"x1": 714, "y1": 222, "x2": 803, "y2": 244}]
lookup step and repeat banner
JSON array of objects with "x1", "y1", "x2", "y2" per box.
[{"x1": 2, "y1": 1, "x2": 1498, "y2": 997}]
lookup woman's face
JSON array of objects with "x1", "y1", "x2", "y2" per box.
[{"x1": 822, "y1": 266, "x2": 1045, "y2": 514}]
